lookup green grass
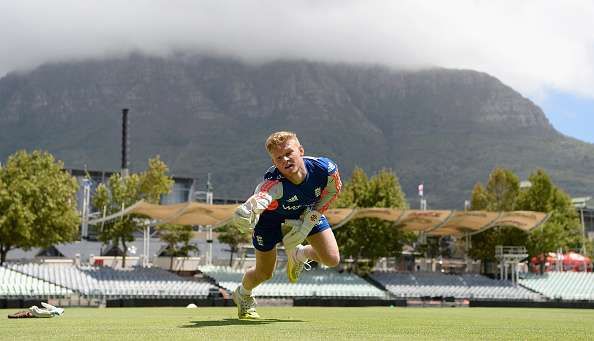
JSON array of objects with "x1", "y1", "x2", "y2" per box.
[{"x1": 1, "y1": 307, "x2": 593, "y2": 340}]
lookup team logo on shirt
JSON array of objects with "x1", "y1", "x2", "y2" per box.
[
  {"x1": 328, "y1": 162, "x2": 336, "y2": 172},
  {"x1": 287, "y1": 195, "x2": 299, "y2": 202},
  {"x1": 314, "y1": 187, "x2": 321, "y2": 197}
]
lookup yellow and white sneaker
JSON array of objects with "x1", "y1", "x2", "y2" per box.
[
  {"x1": 232, "y1": 287, "x2": 260, "y2": 320},
  {"x1": 287, "y1": 245, "x2": 312, "y2": 283}
]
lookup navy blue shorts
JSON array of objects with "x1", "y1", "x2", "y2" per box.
[{"x1": 252, "y1": 216, "x2": 331, "y2": 252}]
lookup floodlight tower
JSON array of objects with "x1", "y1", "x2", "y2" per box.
[
  {"x1": 81, "y1": 178, "x2": 92, "y2": 239},
  {"x1": 206, "y1": 173, "x2": 213, "y2": 205},
  {"x1": 193, "y1": 174, "x2": 215, "y2": 264},
  {"x1": 206, "y1": 174, "x2": 214, "y2": 265},
  {"x1": 121, "y1": 108, "x2": 129, "y2": 178}
]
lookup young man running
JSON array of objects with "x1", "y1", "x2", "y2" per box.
[{"x1": 231, "y1": 131, "x2": 342, "y2": 319}]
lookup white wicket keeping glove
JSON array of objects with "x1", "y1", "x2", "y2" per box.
[
  {"x1": 29, "y1": 306, "x2": 52, "y2": 318},
  {"x1": 282, "y1": 210, "x2": 322, "y2": 250},
  {"x1": 41, "y1": 302, "x2": 64, "y2": 316},
  {"x1": 232, "y1": 198, "x2": 259, "y2": 231}
]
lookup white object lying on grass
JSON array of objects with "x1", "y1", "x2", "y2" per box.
[{"x1": 29, "y1": 302, "x2": 64, "y2": 318}]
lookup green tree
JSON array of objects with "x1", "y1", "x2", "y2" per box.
[
  {"x1": 0, "y1": 150, "x2": 80, "y2": 264},
  {"x1": 586, "y1": 239, "x2": 594, "y2": 260},
  {"x1": 467, "y1": 168, "x2": 582, "y2": 273},
  {"x1": 334, "y1": 168, "x2": 413, "y2": 274},
  {"x1": 334, "y1": 167, "x2": 368, "y2": 208},
  {"x1": 484, "y1": 167, "x2": 520, "y2": 211},
  {"x1": 470, "y1": 183, "x2": 489, "y2": 210},
  {"x1": 517, "y1": 170, "x2": 582, "y2": 266},
  {"x1": 157, "y1": 224, "x2": 198, "y2": 271},
  {"x1": 467, "y1": 227, "x2": 528, "y2": 265},
  {"x1": 92, "y1": 156, "x2": 173, "y2": 267},
  {"x1": 468, "y1": 167, "x2": 526, "y2": 268},
  {"x1": 216, "y1": 223, "x2": 252, "y2": 266},
  {"x1": 139, "y1": 156, "x2": 175, "y2": 204}
]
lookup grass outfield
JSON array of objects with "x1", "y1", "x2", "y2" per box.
[{"x1": 1, "y1": 307, "x2": 593, "y2": 340}]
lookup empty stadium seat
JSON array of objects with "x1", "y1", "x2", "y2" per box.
[
  {"x1": 199, "y1": 265, "x2": 386, "y2": 298},
  {"x1": 5, "y1": 263, "x2": 215, "y2": 299},
  {"x1": 0, "y1": 266, "x2": 72, "y2": 298},
  {"x1": 370, "y1": 271, "x2": 543, "y2": 301},
  {"x1": 519, "y1": 272, "x2": 594, "y2": 300}
]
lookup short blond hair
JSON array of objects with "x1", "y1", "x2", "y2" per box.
[{"x1": 265, "y1": 131, "x2": 300, "y2": 154}]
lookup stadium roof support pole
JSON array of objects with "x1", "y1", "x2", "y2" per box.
[
  {"x1": 580, "y1": 208, "x2": 587, "y2": 255},
  {"x1": 143, "y1": 222, "x2": 149, "y2": 268},
  {"x1": 464, "y1": 233, "x2": 471, "y2": 251},
  {"x1": 195, "y1": 175, "x2": 214, "y2": 265},
  {"x1": 464, "y1": 232, "x2": 471, "y2": 273},
  {"x1": 573, "y1": 196, "x2": 590, "y2": 255}
]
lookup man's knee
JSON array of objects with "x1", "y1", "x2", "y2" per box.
[{"x1": 321, "y1": 251, "x2": 340, "y2": 268}]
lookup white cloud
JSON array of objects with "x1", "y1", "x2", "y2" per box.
[{"x1": 1, "y1": 0, "x2": 594, "y2": 100}]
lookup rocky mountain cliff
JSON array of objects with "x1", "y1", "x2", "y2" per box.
[{"x1": 1, "y1": 54, "x2": 593, "y2": 208}]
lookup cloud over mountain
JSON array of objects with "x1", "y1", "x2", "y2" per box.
[{"x1": 1, "y1": 1, "x2": 594, "y2": 101}]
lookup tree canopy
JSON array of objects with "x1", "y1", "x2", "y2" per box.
[
  {"x1": 468, "y1": 168, "x2": 582, "y2": 267},
  {"x1": 216, "y1": 223, "x2": 252, "y2": 267},
  {"x1": 92, "y1": 156, "x2": 173, "y2": 267},
  {"x1": 157, "y1": 223, "x2": 198, "y2": 270},
  {"x1": 0, "y1": 150, "x2": 80, "y2": 264},
  {"x1": 518, "y1": 170, "x2": 582, "y2": 258},
  {"x1": 333, "y1": 167, "x2": 413, "y2": 274}
]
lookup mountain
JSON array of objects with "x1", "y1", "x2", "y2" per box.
[{"x1": 1, "y1": 54, "x2": 593, "y2": 208}]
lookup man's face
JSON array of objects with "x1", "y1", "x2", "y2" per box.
[{"x1": 270, "y1": 138, "x2": 305, "y2": 178}]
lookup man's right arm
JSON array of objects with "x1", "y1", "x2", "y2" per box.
[{"x1": 232, "y1": 179, "x2": 282, "y2": 230}]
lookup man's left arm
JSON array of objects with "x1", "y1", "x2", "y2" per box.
[
  {"x1": 299, "y1": 166, "x2": 342, "y2": 228},
  {"x1": 315, "y1": 169, "x2": 342, "y2": 214}
]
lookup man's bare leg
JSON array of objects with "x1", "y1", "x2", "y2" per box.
[
  {"x1": 286, "y1": 229, "x2": 339, "y2": 283},
  {"x1": 242, "y1": 248, "x2": 277, "y2": 290},
  {"x1": 302, "y1": 229, "x2": 340, "y2": 267},
  {"x1": 234, "y1": 248, "x2": 277, "y2": 319}
]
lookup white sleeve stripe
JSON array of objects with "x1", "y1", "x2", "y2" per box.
[{"x1": 250, "y1": 179, "x2": 283, "y2": 214}]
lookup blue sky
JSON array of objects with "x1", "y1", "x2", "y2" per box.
[
  {"x1": 0, "y1": 1, "x2": 592, "y2": 145},
  {"x1": 535, "y1": 91, "x2": 594, "y2": 144}
]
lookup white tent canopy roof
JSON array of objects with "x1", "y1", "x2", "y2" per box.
[{"x1": 88, "y1": 200, "x2": 550, "y2": 237}]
